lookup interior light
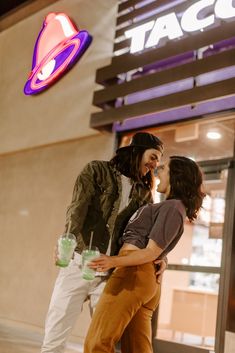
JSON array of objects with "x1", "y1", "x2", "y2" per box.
[
  {"x1": 206, "y1": 131, "x2": 222, "y2": 140},
  {"x1": 181, "y1": 257, "x2": 189, "y2": 265}
]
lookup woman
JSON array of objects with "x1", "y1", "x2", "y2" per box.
[{"x1": 83, "y1": 156, "x2": 205, "y2": 353}]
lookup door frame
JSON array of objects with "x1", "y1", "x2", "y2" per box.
[{"x1": 153, "y1": 158, "x2": 235, "y2": 353}]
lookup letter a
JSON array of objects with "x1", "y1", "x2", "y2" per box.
[{"x1": 145, "y1": 12, "x2": 183, "y2": 48}]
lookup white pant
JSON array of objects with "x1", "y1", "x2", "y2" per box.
[{"x1": 41, "y1": 253, "x2": 107, "y2": 353}]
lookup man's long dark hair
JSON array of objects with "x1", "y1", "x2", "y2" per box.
[
  {"x1": 168, "y1": 156, "x2": 205, "y2": 221},
  {"x1": 110, "y1": 147, "x2": 154, "y2": 189}
]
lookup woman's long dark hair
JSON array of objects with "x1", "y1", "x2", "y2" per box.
[
  {"x1": 168, "y1": 156, "x2": 205, "y2": 221},
  {"x1": 110, "y1": 147, "x2": 154, "y2": 189}
]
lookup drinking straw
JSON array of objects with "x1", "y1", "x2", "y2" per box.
[
  {"x1": 66, "y1": 220, "x2": 72, "y2": 238},
  {"x1": 89, "y1": 231, "x2": 94, "y2": 250}
]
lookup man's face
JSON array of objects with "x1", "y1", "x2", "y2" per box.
[
  {"x1": 156, "y1": 160, "x2": 170, "y2": 195},
  {"x1": 140, "y1": 148, "x2": 162, "y2": 176}
]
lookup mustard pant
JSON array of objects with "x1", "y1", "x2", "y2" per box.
[{"x1": 84, "y1": 250, "x2": 161, "y2": 353}]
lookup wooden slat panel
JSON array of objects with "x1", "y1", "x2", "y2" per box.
[
  {"x1": 97, "y1": 21, "x2": 235, "y2": 83},
  {"x1": 118, "y1": 0, "x2": 143, "y2": 13},
  {"x1": 90, "y1": 77, "x2": 235, "y2": 128},
  {"x1": 115, "y1": 0, "x2": 190, "y2": 38},
  {"x1": 114, "y1": 38, "x2": 131, "y2": 53},
  {"x1": 93, "y1": 48, "x2": 235, "y2": 107},
  {"x1": 117, "y1": 0, "x2": 162, "y2": 26}
]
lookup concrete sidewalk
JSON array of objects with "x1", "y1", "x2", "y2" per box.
[{"x1": 0, "y1": 323, "x2": 83, "y2": 353}]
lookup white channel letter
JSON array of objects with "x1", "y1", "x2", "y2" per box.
[
  {"x1": 125, "y1": 21, "x2": 154, "y2": 53},
  {"x1": 181, "y1": 0, "x2": 216, "y2": 32},
  {"x1": 145, "y1": 12, "x2": 183, "y2": 48},
  {"x1": 215, "y1": 0, "x2": 235, "y2": 19}
]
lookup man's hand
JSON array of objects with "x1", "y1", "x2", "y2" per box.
[
  {"x1": 89, "y1": 254, "x2": 115, "y2": 272},
  {"x1": 154, "y1": 259, "x2": 167, "y2": 284}
]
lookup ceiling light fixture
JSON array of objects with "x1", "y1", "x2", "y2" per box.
[{"x1": 206, "y1": 131, "x2": 222, "y2": 140}]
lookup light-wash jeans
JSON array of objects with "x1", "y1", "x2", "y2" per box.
[{"x1": 41, "y1": 252, "x2": 107, "y2": 353}]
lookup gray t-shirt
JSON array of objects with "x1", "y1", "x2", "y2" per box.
[{"x1": 121, "y1": 199, "x2": 186, "y2": 259}]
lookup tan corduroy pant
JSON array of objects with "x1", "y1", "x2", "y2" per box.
[{"x1": 84, "y1": 250, "x2": 161, "y2": 353}]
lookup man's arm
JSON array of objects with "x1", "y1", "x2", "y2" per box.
[
  {"x1": 54, "y1": 162, "x2": 98, "y2": 263},
  {"x1": 64, "y1": 162, "x2": 98, "y2": 235},
  {"x1": 89, "y1": 239, "x2": 163, "y2": 271}
]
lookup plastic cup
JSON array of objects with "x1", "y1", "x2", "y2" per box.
[
  {"x1": 82, "y1": 246, "x2": 100, "y2": 280},
  {"x1": 56, "y1": 233, "x2": 77, "y2": 267}
]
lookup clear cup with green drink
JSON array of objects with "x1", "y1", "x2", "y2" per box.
[
  {"x1": 56, "y1": 233, "x2": 77, "y2": 267},
  {"x1": 82, "y1": 246, "x2": 100, "y2": 280}
]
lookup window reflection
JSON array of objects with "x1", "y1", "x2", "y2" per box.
[
  {"x1": 155, "y1": 166, "x2": 227, "y2": 351},
  {"x1": 119, "y1": 114, "x2": 234, "y2": 352},
  {"x1": 156, "y1": 270, "x2": 218, "y2": 350}
]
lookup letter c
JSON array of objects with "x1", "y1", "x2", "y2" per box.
[
  {"x1": 181, "y1": 0, "x2": 216, "y2": 32},
  {"x1": 215, "y1": 0, "x2": 235, "y2": 19}
]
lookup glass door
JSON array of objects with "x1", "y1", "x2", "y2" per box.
[
  {"x1": 118, "y1": 112, "x2": 235, "y2": 353},
  {"x1": 153, "y1": 160, "x2": 232, "y2": 353}
]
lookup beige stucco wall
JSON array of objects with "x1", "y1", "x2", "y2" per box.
[
  {"x1": 0, "y1": 0, "x2": 117, "y2": 343},
  {"x1": 0, "y1": 134, "x2": 114, "y2": 339}
]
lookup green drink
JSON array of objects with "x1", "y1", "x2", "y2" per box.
[
  {"x1": 82, "y1": 247, "x2": 100, "y2": 280},
  {"x1": 56, "y1": 233, "x2": 77, "y2": 267}
]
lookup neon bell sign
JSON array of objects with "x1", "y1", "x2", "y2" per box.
[
  {"x1": 24, "y1": 13, "x2": 92, "y2": 95},
  {"x1": 125, "y1": 0, "x2": 235, "y2": 53}
]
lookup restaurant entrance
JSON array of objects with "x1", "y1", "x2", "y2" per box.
[{"x1": 118, "y1": 112, "x2": 235, "y2": 353}]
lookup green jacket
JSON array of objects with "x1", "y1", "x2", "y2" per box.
[{"x1": 65, "y1": 160, "x2": 153, "y2": 255}]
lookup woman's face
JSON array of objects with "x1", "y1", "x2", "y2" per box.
[
  {"x1": 139, "y1": 148, "x2": 162, "y2": 176},
  {"x1": 156, "y1": 160, "x2": 170, "y2": 195}
]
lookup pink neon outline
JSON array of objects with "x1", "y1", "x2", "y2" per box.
[
  {"x1": 30, "y1": 38, "x2": 80, "y2": 90},
  {"x1": 34, "y1": 13, "x2": 78, "y2": 68}
]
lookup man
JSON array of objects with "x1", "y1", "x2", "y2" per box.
[{"x1": 41, "y1": 132, "x2": 166, "y2": 353}]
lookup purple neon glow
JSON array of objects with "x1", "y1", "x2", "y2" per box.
[
  {"x1": 33, "y1": 44, "x2": 75, "y2": 86},
  {"x1": 110, "y1": 33, "x2": 235, "y2": 129},
  {"x1": 134, "y1": 0, "x2": 186, "y2": 23},
  {"x1": 119, "y1": 65, "x2": 235, "y2": 106},
  {"x1": 125, "y1": 78, "x2": 194, "y2": 105},
  {"x1": 115, "y1": 0, "x2": 187, "y2": 33},
  {"x1": 197, "y1": 66, "x2": 235, "y2": 86},
  {"x1": 113, "y1": 96, "x2": 235, "y2": 132}
]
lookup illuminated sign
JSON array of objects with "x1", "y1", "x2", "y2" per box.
[
  {"x1": 24, "y1": 13, "x2": 92, "y2": 95},
  {"x1": 125, "y1": 0, "x2": 235, "y2": 53}
]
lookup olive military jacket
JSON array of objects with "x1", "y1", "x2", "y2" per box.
[{"x1": 65, "y1": 160, "x2": 153, "y2": 255}]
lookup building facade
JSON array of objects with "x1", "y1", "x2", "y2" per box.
[{"x1": 90, "y1": 1, "x2": 235, "y2": 353}]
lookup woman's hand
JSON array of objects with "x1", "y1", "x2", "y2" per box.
[
  {"x1": 89, "y1": 254, "x2": 115, "y2": 272},
  {"x1": 154, "y1": 259, "x2": 167, "y2": 284}
]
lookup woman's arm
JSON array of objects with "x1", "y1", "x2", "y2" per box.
[{"x1": 89, "y1": 239, "x2": 163, "y2": 272}]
